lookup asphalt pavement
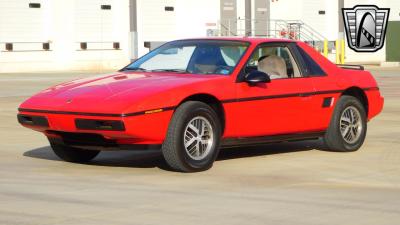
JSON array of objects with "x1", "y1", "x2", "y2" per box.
[{"x1": 0, "y1": 68, "x2": 399, "y2": 225}]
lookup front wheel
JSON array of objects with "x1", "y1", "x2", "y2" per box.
[
  {"x1": 50, "y1": 142, "x2": 100, "y2": 163},
  {"x1": 162, "y1": 101, "x2": 221, "y2": 172},
  {"x1": 323, "y1": 95, "x2": 367, "y2": 152}
]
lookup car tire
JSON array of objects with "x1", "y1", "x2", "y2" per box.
[
  {"x1": 162, "y1": 101, "x2": 222, "y2": 172},
  {"x1": 50, "y1": 142, "x2": 100, "y2": 163},
  {"x1": 323, "y1": 95, "x2": 367, "y2": 152}
]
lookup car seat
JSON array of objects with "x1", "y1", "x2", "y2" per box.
[
  {"x1": 188, "y1": 45, "x2": 227, "y2": 74},
  {"x1": 257, "y1": 55, "x2": 288, "y2": 79}
]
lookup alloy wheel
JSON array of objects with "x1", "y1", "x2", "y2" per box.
[
  {"x1": 340, "y1": 106, "x2": 363, "y2": 144},
  {"x1": 183, "y1": 116, "x2": 214, "y2": 160}
]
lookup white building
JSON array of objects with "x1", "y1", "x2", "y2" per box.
[
  {"x1": 270, "y1": 0, "x2": 400, "y2": 64},
  {"x1": 0, "y1": 0, "x2": 399, "y2": 73}
]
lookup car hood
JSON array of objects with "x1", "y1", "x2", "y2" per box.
[{"x1": 20, "y1": 72, "x2": 224, "y2": 114}]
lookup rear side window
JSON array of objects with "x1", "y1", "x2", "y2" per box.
[{"x1": 296, "y1": 45, "x2": 326, "y2": 76}]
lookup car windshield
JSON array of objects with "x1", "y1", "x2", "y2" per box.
[{"x1": 123, "y1": 40, "x2": 249, "y2": 75}]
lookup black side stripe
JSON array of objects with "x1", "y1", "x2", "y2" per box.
[
  {"x1": 18, "y1": 87, "x2": 378, "y2": 117},
  {"x1": 18, "y1": 106, "x2": 176, "y2": 118},
  {"x1": 362, "y1": 87, "x2": 379, "y2": 91},
  {"x1": 221, "y1": 87, "x2": 378, "y2": 104},
  {"x1": 18, "y1": 108, "x2": 122, "y2": 117},
  {"x1": 221, "y1": 89, "x2": 343, "y2": 103}
]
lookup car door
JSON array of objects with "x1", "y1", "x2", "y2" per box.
[
  {"x1": 230, "y1": 42, "x2": 317, "y2": 137},
  {"x1": 294, "y1": 43, "x2": 342, "y2": 131}
]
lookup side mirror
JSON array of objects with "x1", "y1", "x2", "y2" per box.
[{"x1": 244, "y1": 70, "x2": 271, "y2": 85}]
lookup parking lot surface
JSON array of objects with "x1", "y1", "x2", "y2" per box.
[{"x1": 0, "y1": 69, "x2": 399, "y2": 225}]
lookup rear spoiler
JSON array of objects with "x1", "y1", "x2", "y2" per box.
[{"x1": 336, "y1": 64, "x2": 364, "y2": 70}]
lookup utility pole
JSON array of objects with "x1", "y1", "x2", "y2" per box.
[
  {"x1": 245, "y1": 0, "x2": 252, "y2": 36},
  {"x1": 338, "y1": 0, "x2": 344, "y2": 39},
  {"x1": 129, "y1": 0, "x2": 138, "y2": 61}
]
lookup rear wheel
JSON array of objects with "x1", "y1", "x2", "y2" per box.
[
  {"x1": 162, "y1": 101, "x2": 221, "y2": 172},
  {"x1": 50, "y1": 142, "x2": 100, "y2": 163},
  {"x1": 323, "y1": 95, "x2": 367, "y2": 152}
]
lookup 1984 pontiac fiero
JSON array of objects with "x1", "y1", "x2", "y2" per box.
[{"x1": 18, "y1": 38, "x2": 383, "y2": 172}]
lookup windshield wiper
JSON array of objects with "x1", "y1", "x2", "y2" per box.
[
  {"x1": 151, "y1": 69, "x2": 188, "y2": 73},
  {"x1": 121, "y1": 67, "x2": 149, "y2": 72}
]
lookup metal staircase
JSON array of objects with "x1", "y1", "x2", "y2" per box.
[{"x1": 215, "y1": 19, "x2": 328, "y2": 50}]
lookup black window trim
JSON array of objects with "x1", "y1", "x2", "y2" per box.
[
  {"x1": 236, "y1": 42, "x2": 309, "y2": 82},
  {"x1": 294, "y1": 44, "x2": 327, "y2": 77}
]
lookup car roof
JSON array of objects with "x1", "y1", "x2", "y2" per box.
[{"x1": 177, "y1": 37, "x2": 296, "y2": 44}]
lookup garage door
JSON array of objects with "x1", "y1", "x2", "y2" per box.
[
  {"x1": 140, "y1": 0, "x2": 176, "y2": 41},
  {"x1": 74, "y1": 0, "x2": 114, "y2": 49},
  {"x1": 0, "y1": 0, "x2": 47, "y2": 50}
]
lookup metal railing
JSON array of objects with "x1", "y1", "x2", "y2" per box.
[
  {"x1": 214, "y1": 18, "x2": 337, "y2": 56},
  {"x1": 216, "y1": 19, "x2": 326, "y2": 39},
  {"x1": 217, "y1": 19, "x2": 331, "y2": 45}
]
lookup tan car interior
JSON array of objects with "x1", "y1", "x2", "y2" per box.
[
  {"x1": 256, "y1": 47, "x2": 301, "y2": 79},
  {"x1": 257, "y1": 55, "x2": 288, "y2": 79}
]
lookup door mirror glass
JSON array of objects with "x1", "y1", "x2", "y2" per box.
[{"x1": 244, "y1": 70, "x2": 271, "y2": 84}]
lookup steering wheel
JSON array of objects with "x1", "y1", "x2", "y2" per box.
[{"x1": 214, "y1": 65, "x2": 232, "y2": 75}]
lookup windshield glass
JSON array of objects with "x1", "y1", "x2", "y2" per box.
[{"x1": 123, "y1": 40, "x2": 249, "y2": 75}]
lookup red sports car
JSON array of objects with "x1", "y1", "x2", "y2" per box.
[{"x1": 18, "y1": 38, "x2": 384, "y2": 172}]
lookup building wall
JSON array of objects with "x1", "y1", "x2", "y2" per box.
[
  {"x1": 137, "y1": 0, "x2": 220, "y2": 56},
  {"x1": 0, "y1": 0, "x2": 131, "y2": 73},
  {"x1": 269, "y1": 0, "x2": 338, "y2": 40},
  {"x1": 1, "y1": 0, "x2": 399, "y2": 73},
  {"x1": 0, "y1": 0, "x2": 221, "y2": 72},
  {"x1": 270, "y1": 0, "x2": 399, "y2": 64}
]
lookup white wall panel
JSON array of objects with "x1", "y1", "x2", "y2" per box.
[
  {"x1": 1, "y1": 0, "x2": 398, "y2": 72},
  {"x1": 138, "y1": 0, "x2": 176, "y2": 41},
  {"x1": 136, "y1": 0, "x2": 219, "y2": 56},
  {"x1": 0, "y1": 0, "x2": 130, "y2": 72},
  {"x1": 74, "y1": 0, "x2": 113, "y2": 42},
  {"x1": 0, "y1": 0, "x2": 48, "y2": 42},
  {"x1": 175, "y1": 0, "x2": 219, "y2": 38}
]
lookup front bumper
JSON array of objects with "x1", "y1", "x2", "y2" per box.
[
  {"x1": 18, "y1": 114, "x2": 124, "y2": 131},
  {"x1": 17, "y1": 108, "x2": 174, "y2": 146},
  {"x1": 47, "y1": 131, "x2": 161, "y2": 151}
]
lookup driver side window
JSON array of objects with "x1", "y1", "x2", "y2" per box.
[{"x1": 246, "y1": 46, "x2": 301, "y2": 79}]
